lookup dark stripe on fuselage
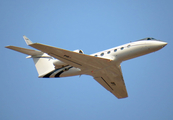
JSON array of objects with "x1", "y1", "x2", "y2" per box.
[
  {"x1": 55, "y1": 66, "x2": 73, "y2": 77},
  {"x1": 55, "y1": 70, "x2": 64, "y2": 77},
  {"x1": 43, "y1": 68, "x2": 62, "y2": 78}
]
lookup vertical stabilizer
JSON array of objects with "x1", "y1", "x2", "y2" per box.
[
  {"x1": 22, "y1": 35, "x2": 55, "y2": 77},
  {"x1": 23, "y1": 35, "x2": 33, "y2": 45},
  {"x1": 32, "y1": 53, "x2": 55, "y2": 77}
]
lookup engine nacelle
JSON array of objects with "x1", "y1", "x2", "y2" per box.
[
  {"x1": 53, "y1": 49, "x2": 84, "y2": 67},
  {"x1": 53, "y1": 60, "x2": 68, "y2": 66},
  {"x1": 73, "y1": 49, "x2": 84, "y2": 54}
]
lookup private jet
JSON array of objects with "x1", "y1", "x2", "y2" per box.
[{"x1": 6, "y1": 36, "x2": 167, "y2": 99}]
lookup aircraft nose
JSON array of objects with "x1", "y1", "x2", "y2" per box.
[
  {"x1": 153, "y1": 41, "x2": 167, "y2": 50},
  {"x1": 147, "y1": 41, "x2": 167, "y2": 51},
  {"x1": 158, "y1": 41, "x2": 167, "y2": 48},
  {"x1": 162, "y1": 42, "x2": 167, "y2": 47}
]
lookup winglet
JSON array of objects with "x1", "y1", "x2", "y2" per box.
[{"x1": 23, "y1": 35, "x2": 33, "y2": 45}]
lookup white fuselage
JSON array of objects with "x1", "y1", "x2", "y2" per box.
[
  {"x1": 92, "y1": 40, "x2": 167, "y2": 62},
  {"x1": 58, "y1": 40, "x2": 167, "y2": 78}
]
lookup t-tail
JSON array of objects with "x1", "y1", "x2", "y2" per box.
[{"x1": 6, "y1": 36, "x2": 55, "y2": 77}]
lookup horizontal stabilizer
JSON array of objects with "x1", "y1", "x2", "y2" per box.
[{"x1": 6, "y1": 46, "x2": 43, "y2": 56}]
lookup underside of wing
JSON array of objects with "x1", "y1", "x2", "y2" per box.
[
  {"x1": 29, "y1": 43, "x2": 112, "y2": 70},
  {"x1": 93, "y1": 65, "x2": 128, "y2": 99}
]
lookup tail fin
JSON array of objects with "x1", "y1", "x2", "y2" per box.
[
  {"x1": 23, "y1": 35, "x2": 33, "y2": 45},
  {"x1": 5, "y1": 36, "x2": 55, "y2": 77},
  {"x1": 32, "y1": 53, "x2": 55, "y2": 77}
]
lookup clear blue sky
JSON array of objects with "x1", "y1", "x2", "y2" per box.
[{"x1": 1, "y1": 0, "x2": 173, "y2": 120}]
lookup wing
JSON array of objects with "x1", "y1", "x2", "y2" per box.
[
  {"x1": 29, "y1": 43, "x2": 112, "y2": 70},
  {"x1": 29, "y1": 43, "x2": 128, "y2": 98},
  {"x1": 93, "y1": 65, "x2": 128, "y2": 98}
]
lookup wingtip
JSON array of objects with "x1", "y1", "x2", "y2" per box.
[
  {"x1": 23, "y1": 35, "x2": 33, "y2": 45},
  {"x1": 5, "y1": 45, "x2": 13, "y2": 48}
]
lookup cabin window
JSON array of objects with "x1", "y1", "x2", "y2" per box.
[
  {"x1": 95, "y1": 55, "x2": 97, "y2": 57},
  {"x1": 107, "y1": 51, "x2": 111, "y2": 54},
  {"x1": 121, "y1": 47, "x2": 124, "y2": 50},
  {"x1": 101, "y1": 53, "x2": 104, "y2": 56},
  {"x1": 127, "y1": 45, "x2": 131, "y2": 48},
  {"x1": 114, "y1": 49, "x2": 117, "y2": 52}
]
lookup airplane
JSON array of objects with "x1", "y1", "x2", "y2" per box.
[{"x1": 6, "y1": 36, "x2": 167, "y2": 99}]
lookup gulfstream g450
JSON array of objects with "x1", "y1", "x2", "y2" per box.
[{"x1": 6, "y1": 36, "x2": 167, "y2": 99}]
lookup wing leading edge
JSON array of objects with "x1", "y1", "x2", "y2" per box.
[{"x1": 29, "y1": 43, "x2": 128, "y2": 98}]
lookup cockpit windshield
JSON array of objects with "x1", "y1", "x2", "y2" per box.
[
  {"x1": 140, "y1": 37, "x2": 156, "y2": 40},
  {"x1": 137, "y1": 37, "x2": 161, "y2": 41}
]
